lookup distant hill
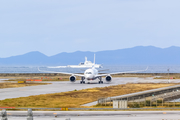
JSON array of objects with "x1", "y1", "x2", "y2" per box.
[{"x1": 0, "y1": 46, "x2": 180, "y2": 66}]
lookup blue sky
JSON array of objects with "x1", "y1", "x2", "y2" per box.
[{"x1": 0, "y1": 0, "x2": 180, "y2": 58}]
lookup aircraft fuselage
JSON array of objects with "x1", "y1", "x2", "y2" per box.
[{"x1": 84, "y1": 68, "x2": 98, "y2": 80}]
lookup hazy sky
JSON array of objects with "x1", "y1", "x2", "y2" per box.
[{"x1": 0, "y1": 0, "x2": 180, "y2": 58}]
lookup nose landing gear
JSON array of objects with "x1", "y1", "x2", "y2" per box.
[{"x1": 80, "y1": 77, "x2": 85, "y2": 84}]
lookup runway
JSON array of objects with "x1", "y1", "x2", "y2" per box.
[
  {"x1": 0, "y1": 77, "x2": 180, "y2": 100},
  {"x1": 3, "y1": 111, "x2": 180, "y2": 120}
]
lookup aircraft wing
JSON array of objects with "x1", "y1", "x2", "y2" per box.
[
  {"x1": 95, "y1": 67, "x2": 148, "y2": 77},
  {"x1": 38, "y1": 68, "x2": 85, "y2": 77}
]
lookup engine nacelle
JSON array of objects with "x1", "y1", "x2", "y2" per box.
[
  {"x1": 69, "y1": 76, "x2": 76, "y2": 82},
  {"x1": 105, "y1": 75, "x2": 112, "y2": 82}
]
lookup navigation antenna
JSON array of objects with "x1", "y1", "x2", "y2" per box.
[
  {"x1": 85, "y1": 57, "x2": 87, "y2": 62},
  {"x1": 94, "y1": 54, "x2": 95, "y2": 64},
  {"x1": 168, "y1": 68, "x2": 170, "y2": 83}
]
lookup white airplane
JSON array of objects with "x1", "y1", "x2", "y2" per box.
[
  {"x1": 38, "y1": 66, "x2": 148, "y2": 84},
  {"x1": 48, "y1": 54, "x2": 102, "y2": 68}
]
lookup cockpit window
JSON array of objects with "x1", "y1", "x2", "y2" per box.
[{"x1": 86, "y1": 72, "x2": 92, "y2": 74}]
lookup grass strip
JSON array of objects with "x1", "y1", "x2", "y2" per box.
[{"x1": 0, "y1": 82, "x2": 50, "y2": 89}]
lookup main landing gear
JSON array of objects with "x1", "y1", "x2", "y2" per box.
[
  {"x1": 80, "y1": 77, "x2": 85, "y2": 84},
  {"x1": 98, "y1": 77, "x2": 103, "y2": 84}
]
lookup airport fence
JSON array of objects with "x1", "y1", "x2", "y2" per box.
[
  {"x1": 1, "y1": 109, "x2": 71, "y2": 120},
  {"x1": 2, "y1": 107, "x2": 180, "y2": 120},
  {"x1": 97, "y1": 100, "x2": 180, "y2": 108},
  {"x1": 97, "y1": 84, "x2": 180, "y2": 108}
]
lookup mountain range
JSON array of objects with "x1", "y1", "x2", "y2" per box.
[{"x1": 0, "y1": 46, "x2": 180, "y2": 66}]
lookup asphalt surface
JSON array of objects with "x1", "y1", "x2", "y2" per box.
[
  {"x1": 0, "y1": 77, "x2": 180, "y2": 100},
  {"x1": 3, "y1": 111, "x2": 180, "y2": 120}
]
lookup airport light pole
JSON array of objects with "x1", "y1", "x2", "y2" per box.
[{"x1": 168, "y1": 68, "x2": 170, "y2": 83}]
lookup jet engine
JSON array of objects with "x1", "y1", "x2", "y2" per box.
[
  {"x1": 105, "y1": 75, "x2": 112, "y2": 82},
  {"x1": 69, "y1": 76, "x2": 76, "y2": 82}
]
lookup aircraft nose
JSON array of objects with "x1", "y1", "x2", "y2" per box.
[
  {"x1": 85, "y1": 74, "x2": 89, "y2": 78},
  {"x1": 85, "y1": 74, "x2": 91, "y2": 79}
]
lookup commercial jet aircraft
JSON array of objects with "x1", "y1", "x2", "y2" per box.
[{"x1": 38, "y1": 59, "x2": 148, "y2": 84}]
